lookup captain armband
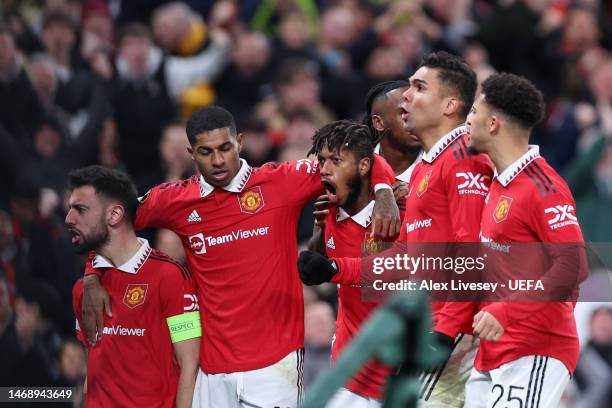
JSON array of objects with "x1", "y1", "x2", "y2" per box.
[{"x1": 166, "y1": 311, "x2": 202, "y2": 343}]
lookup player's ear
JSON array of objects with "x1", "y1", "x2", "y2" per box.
[
  {"x1": 359, "y1": 157, "x2": 372, "y2": 176},
  {"x1": 235, "y1": 132, "x2": 243, "y2": 153},
  {"x1": 187, "y1": 145, "x2": 195, "y2": 161},
  {"x1": 489, "y1": 115, "x2": 501, "y2": 135},
  {"x1": 372, "y1": 115, "x2": 384, "y2": 132},
  {"x1": 443, "y1": 97, "x2": 460, "y2": 116},
  {"x1": 107, "y1": 204, "x2": 125, "y2": 227}
]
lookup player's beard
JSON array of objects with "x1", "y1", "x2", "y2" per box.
[
  {"x1": 72, "y1": 222, "x2": 110, "y2": 254},
  {"x1": 342, "y1": 172, "x2": 366, "y2": 210}
]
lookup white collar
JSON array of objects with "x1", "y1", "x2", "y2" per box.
[
  {"x1": 421, "y1": 125, "x2": 468, "y2": 164},
  {"x1": 374, "y1": 145, "x2": 422, "y2": 183},
  {"x1": 199, "y1": 158, "x2": 253, "y2": 197},
  {"x1": 336, "y1": 200, "x2": 375, "y2": 228},
  {"x1": 494, "y1": 145, "x2": 541, "y2": 187},
  {"x1": 91, "y1": 238, "x2": 152, "y2": 274}
]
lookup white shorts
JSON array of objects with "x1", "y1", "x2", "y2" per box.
[
  {"x1": 464, "y1": 355, "x2": 570, "y2": 408},
  {"x1": 418, "y1": 334, "x2": 478, "y2": 408},
  {"x1": 326, "y1": 388, "x2": 382, "y2": 408},
  {"x1": 192, "y1": 349, "x2": 304, "y2": 408}
]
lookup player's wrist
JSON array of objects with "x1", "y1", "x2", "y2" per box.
[{"x1": 374, "y1": 183, "x2": 392, "y2": 192}]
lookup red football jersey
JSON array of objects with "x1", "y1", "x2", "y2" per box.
[
  {"x1": 85, "y1": 157, "x2": 395, "y2": 374},
  {"x1": 73, "y1": 239, "x2": 199, "y2": 408},
  {"x1": 324, "y1": 198, "x2": 406, "y2": 399},
  {"x1": 478, "y1": 146, "x2": 585, "y2": 374},
  {"x1": 333, "y1": 126, "x2": 494, "y2": 338}
]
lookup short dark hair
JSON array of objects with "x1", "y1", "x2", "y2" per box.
[
  {"x1": 481, "y1": 73, "x2": 545, "y2": 130},
  {"x1": 117, "y1": 22, "x2": 152, "y2": 44},
  {"x1": 68, "y1": 165, "x2": 138, "y2": 223},
  {"x1": 42, "y1": 10, "x2": 75, "y2": 31},
  {"x1": 17, "y1": 279, "x2": 62, "y2": 323},
  {"x1": 309, "y1": 120, "x2": 377, "y2": 161},
  {"x1": 186, "y1": 106, "x2": 237, "y2": 145},
  {"x1": 363, "y1": 80, "x2": 409, "y2": 134},
  {"x1": 419, "y1": 51, "x2": 477, "y2": 118},
  {"x1": 276, "y1": 58, "x2": 318, "y2": 86}
]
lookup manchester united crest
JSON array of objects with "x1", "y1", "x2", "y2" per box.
[
  {"x1": 363, "y1": 233, "x2": 383, "y2": 256},
  {"x1": 123, "y1": 284, "x2": 148, "y2": 309},
  {"x1": 238, "y1": 186, "x2": 265, "y2": 214},
  {"x1": 493, "y1": 196, "x2": 513, "y2": 223},
  {"x1": 416, "y1": 170, "x2": 432, "y2": 197}
]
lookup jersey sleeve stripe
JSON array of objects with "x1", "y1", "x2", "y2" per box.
[
  {"x1": 149, "y1": 253, "x2": 192, "y2": 280},
  {"x1": 450, "y1": 142, "x2": 460, "y2": 160},
  {"x1": 531, "y1": 162, "x2": 556, "y2": 193},
  {"x1": 524, "y1": 166, "x2": 547, "y2": 196},
  {"x1": 526, "y1": 164, "x2": 552, "y2": 194},
  {"x1": 458, "y1": 137, "x2": 470, "y2": 158}
]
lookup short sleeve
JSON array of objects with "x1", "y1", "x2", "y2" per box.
[
  {"x1": 134, "y1": 183, "x2": 175, "y2": 230},
  {"x1": 159, "y1": 262, "x2": 202, "y2": 343}
]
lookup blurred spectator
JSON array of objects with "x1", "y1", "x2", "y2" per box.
[
  {"x1": 215, "y1": 31, "x2": 274, "y2": 120},
  {"x1": 0, "y1": 27, "x2": 45, "y2": 152},
  {"x1": 152, "y1": 2, "x2": 207, "y2": 56},
  {"x1": 9, "y1": 180, "x2": 76, "y2": 335},
  {"x1": 58, "y1": 338, "x2": 87, "y2": 384},
  {"x1": 41, "y1": 11, "x2": 94, "y2": 118},
  {"x1": 136, "y1": 122, "x2": 195, "y2": 191},
  {"x1": 555, "y1": 5, "x2": 605, "y2": 100},
  {"x1": 363, "y1": 46, "x2": 407, "y2": 85},
  {"x1": 571, "y1": 307, "x2": 612, "y2": 408},
  {"x1": 256, "y1": 58, "x2": 334, "y2": 142},
  {"x1": 80, "y1": 1, "x2": 115, "y2": 69},
  {"x1": 251, "y1": 0, "x2": 319, "y2": 37},
  {"x1": 303, "y1": 300, "x2": 335, "y2": 389},
  {"x1": 317, "y1": 6, "x2": 356, "y2": 75},
  {"x1": 239, "y1": 115, "x2": 278, "y2": 167},
  {"x1": 0, "y1": 270, "x2": 21, "y2": 387},
  {"x1": 20, "y1": 57, "x2": 112, "y2": 196},
  {"x1": 57, "y1": 338, "x2": 87, "y2": 405},
  {"x1": 564, "y1": 58, "x2": 612, "y2": 249},
  {"x1": 274, "y1": 10, "x2": 318, "y2": 62},
  {"x1": 13, "y1": 279, "x2": 64, "y2": 386},
  {"x1": 0, "y1": 209, "x2": 25, "y2": 290}
]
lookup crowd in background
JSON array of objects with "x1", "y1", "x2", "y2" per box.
[{"x1": 0, "y1": 0, "x2": 611, "y2": 406}]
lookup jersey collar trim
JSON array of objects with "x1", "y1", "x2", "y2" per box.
[
  {"x1": 91, "y1": 238, "x2": 152, "y2": 274},
  {"x1": 495, "y1": 145, "x2": 541, "y2": 187},
  {"x1": 199, "y1": 159, "x2": 253, "y2": 197},
  {"x1": 336, "y1": 200, "x2": 375, "y2": 228},
  {"x1": 374, "y1": 144, "x2": 422, "y2": 183},
  {"x1": 421, "y1": 125, "x2": 467, "y2": 164}
]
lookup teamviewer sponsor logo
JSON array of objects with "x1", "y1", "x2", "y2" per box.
[
  {"x1": 406, "y1": 218, "x2": 432, "y2": 233},
  {"x1": 205, "y1": 227, "x2": 270, "y2": 247},
  {"x1": 456, "y1": 172, "x2": 489, "y2": 196},
  {"x1": 102, "y1": 325, "x2": 146, "y2": 337},
  {"x1": 188, "y1": 233, "x2": 206, "y2": 254},
  {"x1": 545, "y1": 205, "x2": 578, "y2": 230}
]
